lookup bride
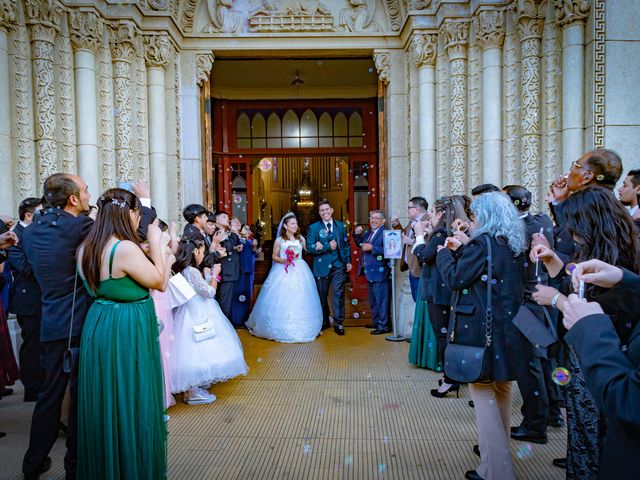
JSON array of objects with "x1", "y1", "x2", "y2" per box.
[{"x1": 246, "y1": 212, "x2": 323, "y2": 342}]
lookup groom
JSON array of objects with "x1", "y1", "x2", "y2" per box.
[{"x1": 306, "y1": 200, "x2": 352, "y2": 335}]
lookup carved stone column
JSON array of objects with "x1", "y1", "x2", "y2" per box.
[
  {"x1": 555, "y1": 0, "x2": 590, "y2": 171},
  {"x1": 196, "y1": 52, "x2": 214, "y2": 87},
  {"x1": 110, "y1": 21, "x2": 136, "y2": 183},
  {"x1": 476, "y1": 10, "x2": 505, "y2": 187},
  {"x1": 410, "y1": 32, "x2": 437, "y2": 201},
  {"x1": 518, "y1": 0, "x2": 544, "y2": 207},
  {"x1": 143, "y1": 33, "x2": 171, "y2": 219},
  {"x1": 0, "y1": 0, "x2": 17, "y2": 207},
  {"x1": 26, "y1": 0, "x2": 63, "y2": 185},
  {"x1": 70, "y1": 10, "x2": 103, "y2": 198},
  {"x1": 443, "y1": 20, "x2": 469, "y2": 195}
]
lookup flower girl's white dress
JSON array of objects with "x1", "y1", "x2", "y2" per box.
[
  {"x1": 170, "y1": 266, "x2": 248, "y2": 393},
  {"x1": 246, "y1": 238, "x2": 323, "y2": 343}
]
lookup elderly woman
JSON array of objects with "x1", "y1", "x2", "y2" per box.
[{"x1": 436, "y1": 192, "x2": 528, "y2": 480}]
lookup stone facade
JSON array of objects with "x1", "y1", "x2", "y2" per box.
[{"x1": 1, "y1": 1, "x2": 640, "y2": 335}]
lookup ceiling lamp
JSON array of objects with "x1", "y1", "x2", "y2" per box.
[{"x1": 290, "y1": 70, "x2": 304, "y2": 86}]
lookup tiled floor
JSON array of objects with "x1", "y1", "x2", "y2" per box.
[{"x1": 0, "y1": 328, "x2": 565, "y2": 479}]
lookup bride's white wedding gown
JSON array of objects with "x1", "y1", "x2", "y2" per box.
[{"x1": 246, "y1": 238, "x2": 323, "y2": 342}]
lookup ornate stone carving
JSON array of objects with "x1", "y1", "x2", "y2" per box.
[
  {"x1": 196, "y1": 53, "x2": 215, "y2": 87},
  {"x1": 409, "y1": 0, "x2": 431, "y2": 9},
  {"x1": 503, "y1": 9, "x2": 520, "y2": 185},
  {"x1": 593, "y1": 0, "x2": 605, "y2": 148},
  {"x1": 382, "y1": 0, "x2": 403, "y2": 32},
  {"x1": 135, "y1": 42, "x2": 149, "y2": 182},
  {"x1": 98, "y1": 40, "x2": 116, "y2": 190},
  {"x1": 475, "y1": 10, "x2": 505, "y2": 50},
  {"x1": 442, "y1": 21, "x2": 469, "y2": 194},
  {"x1": 110, "y1": 21, "x2": 136, "y2": 182},
  {"x1": 435, "y1": 36, "x2": 449, "y2": 196},
  {"x1": 410, "y1": 32, "x2": 437, "y2": 68},
  {"x1": 542, "y1": 5, "x2": 562, "y2": 195},
  {"x1": 339, "y1": 0, "x2": 380, "y2": 32},
  {"x1": 518, "y1": 0, "x2": 543, "y2": 207},
  {"x1": 373, "y1": 51, "x2": 390, "y2": 85},
  {"x1": 249, "y1": 1, "x2": 334, "y2": 32},
  {"x1": 205, "y1": 0, "x2": 244, "y2": 33},
  {"x1": 143, "y1": 33, "x2": 172, "y2": 69},
  {"x1": 442, "y1": 20, "x2": 469, "y2": 59},
  {"x1": 147, "y1": 0, "x2": 168, "y2": 10},
  {"x1": 174, "y1": 57, "x2": 183, "y2": 220},
  {"x1": 179, "y1": 0, "x2": 198, "y2": 33},
  {"x1": 55, "y1": 27, "x2": 76, "y2": 174},
  {"x1": 0, "y1": 0, "x2": 18, "y2": 31},
  {"x1": 467, "y1": 28, "x2": 482, "y2": 188},
  {"x1": 69, "y1": 10, "x2": 103, "y2": 54},
  {"x1": 12, "y1": 23, "x2": 36, "y2": 197},
  {"x1": 554, "y1": 0, "x2": 590, "y2": 26},
  {"x1": 25, "y1": 0, "x2": 63, "y2": 42}
]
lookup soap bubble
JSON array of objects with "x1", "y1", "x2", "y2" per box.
[
  {"x1": 352, "y1": 299, "x2": 359, "y2": 305},
  {"x1": 516, "y1": 443, "x2": 534, "y2": 459},
  {"x1": 238, "y1": 295, "x2": 246, "y2": 302},
  {"x1": 481, "y1": 274, "x2": 488, "y2": 281},
  {"x1": 376, "y1": 255, "x2": 383, "y2": 261},
  {"x1": 552, "y1": 367, "x2": 571, "y2": 386},
  {"x1": 353, "y1": 313, "x2": 360, "y2": 319}
]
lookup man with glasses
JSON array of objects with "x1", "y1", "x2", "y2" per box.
[
  {"x1": 354, "y1": 210, "x2": 392, "y2": 335},
  {"x1": 392, "y1": 197, "x2": 429, "y2": 303}
]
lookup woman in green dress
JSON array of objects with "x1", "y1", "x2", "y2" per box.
[{"x1": 77, "y1": 188, "x2": 173, "y2": 479}]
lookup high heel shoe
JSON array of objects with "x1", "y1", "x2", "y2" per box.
[{"x1": 430, "y1": 383, "x2": 460, "y2": 398}]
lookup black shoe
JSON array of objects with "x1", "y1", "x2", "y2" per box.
[
  {"x1": 547, "y1": 414, "x2": 565, "y2": 428},
  {"x1": 371, "y1": 328, "x2": 391, "y2": 335},
  {"x1": 0, "y1": 432, "x2": 6, "y2": 438},
  {"x1": 430, "y1": 383, "x2": 460, "y2": 398},
  {"x1": 364, "y1": 323, "x2": 376, "y2": 329},
  {"x1": 1, "y1": 387, "x2": 13, "y2": 397},
  {"x1": 468, "y1": 400, "x2": 474, "y2": 408},
  {"x1": 552, "y1": 457, "x2": 567, "y2": 469},
  {"x1": 23, "y1": 456, "x2": 52, "y2": 479},
  {"x1": 465, "y1": 470, "x2": 484, "y2": 480},
  {"x1": 321, "y1": 323, "x2": 331, "y2": 331},
  {"x1": 510, "y1": 425, "x2": 548, "y2": 444},
  {"x1": 473, "y1": 444, "x2": 480, "y2": 457},
  {"x1": 334, "y1": 324, "x2": 345, "y2": 335}
]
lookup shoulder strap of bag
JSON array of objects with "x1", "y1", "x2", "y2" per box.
[
  {"x1": 484, "y1": 236, "x2": 493, "y2": 348},
  {"x1": 67, "y1": 270, "x2": 78, "y2": 352}
]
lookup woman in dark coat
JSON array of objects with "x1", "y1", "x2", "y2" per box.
[{"x1": 436, "y1": 192, "x2": 527, "y2": 480}]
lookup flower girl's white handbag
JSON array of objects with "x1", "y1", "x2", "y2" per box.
[
  {"x1": 168, "y1": 272, "x2": 196, "y2": 309},
  {"x1": 192, "y1": 318, "x2": 217, "y2": 342}
]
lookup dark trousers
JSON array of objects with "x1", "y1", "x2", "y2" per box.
[
  {"x1": 315, "y1": 266, "x2": 346, "y2": 327},
  {"x1": 17, "y1": 314, "x2": 43, "y2": 397},
  {"x1": 428, "y1": 302, "x2": 455, "y2": 384},
  {"x1": 216, "y1": 280, "x2": 236, "y2": 324},
  {"x1": 516, "y1": 341, "x2": 552, "y2": 433},
  {"x1": 368, "y1": 279, "x2": 391, "y2": 330},
  {"x1": 408, "y1": 273, "x2": 420, "y2": 303},
  {"x1": 23, "y1": 338, "x2": 79, "y2": 477}
]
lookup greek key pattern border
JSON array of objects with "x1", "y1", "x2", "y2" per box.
[{"x1": 593, "y1": 0, "x2": 605, "y2": 148}]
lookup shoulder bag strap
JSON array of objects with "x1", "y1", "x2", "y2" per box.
[
  {"x1": 485, "y1": 236, "x2": 493, "y2": 348},
  {"x1": 67, "y1": 270, "x2": 78, "y2": 352}
]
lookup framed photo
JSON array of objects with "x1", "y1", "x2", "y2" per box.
[{"x1": 383, "y1": 230, "x2": 402, "y2": 259}]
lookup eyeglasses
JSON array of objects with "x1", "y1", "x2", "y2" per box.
[
  {"x1": 369, "y1": 216, "x2": 384, "y2": 221},
  {"x1": 407, "y1": 205, "x2": 417, "y2": 210},
  {"x1": 571, "y1": 159, "x2": 605, "y2": 181}
]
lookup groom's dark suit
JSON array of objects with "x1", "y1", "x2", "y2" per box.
[{"x1": 306, "y1": 219, "x2": 351, "y2": 329}]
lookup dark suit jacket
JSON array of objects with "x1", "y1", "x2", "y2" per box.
[
  {"x1": 436, "y1": 234, "x2": 527, "y2": 381},
  {"x1": 413, "y1": 227, "x2": 451, "y2": 305},
  {"x1": 7, "y1": 222, "x2": 42, "y2": 316},
  {"x1": 353, "y1": 227, "x2": 389, "y2": 282},
  {"x1": 566, "y1": 270, "x2": 640, "y2": 479},
  {"x1": 22, "y1": 209, "x2": 94, "y2": 342},
  {"x1": 306, "y1": 220, "x2": 351, "y2": 277},
  {"x1": 219, "y1": 231, "x2": 240, "y2": 281}
]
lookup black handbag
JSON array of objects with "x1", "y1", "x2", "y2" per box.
[
  {"x1": 444, "y1": 237, "x2": 493, "y2": 383},
  {"x1": 512, "y1": 302, "x2": 559, "y2": 359}
]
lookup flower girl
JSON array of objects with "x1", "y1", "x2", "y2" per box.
[{"x1": 170, "y1": 237, "x2": 248, "y2": 405}]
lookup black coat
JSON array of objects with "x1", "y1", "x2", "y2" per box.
[
  {"x1": 436, "y1": 234, "x2": 527, "y2": 381},
  {"x1": 219, "y1": 232, "x2": 240, "y2": 281},
  {"x1": 7, "y1": 223, "x2": 42, "y2": 316},
  {"x1": 413, "y1": 227, "x2": 451, "y2": 305},
  {"x1": 22, "y1": 209, "x2": 94, "y2": 342},
  {"x1": 565, "y1": 269, "x2": 640, "y2": 479}
]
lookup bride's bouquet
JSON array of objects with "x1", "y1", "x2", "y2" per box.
[{"x1": 284, "y1": 245, "x2": 300, "y2": 273}]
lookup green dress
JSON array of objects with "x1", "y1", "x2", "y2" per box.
[
  {"x1": 78, "y1": 241, "x2": 167, "y2": 479},
  {"x1": 408, "y1": 276, "x2": 442, "y2": 371}
]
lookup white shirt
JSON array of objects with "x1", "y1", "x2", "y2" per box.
[
  {"x1": 324, "y1": 220, "x2": 334, "y2": 232},
  {"x1": 629, "y1": 205, "x2": 639, "y2": 217}
]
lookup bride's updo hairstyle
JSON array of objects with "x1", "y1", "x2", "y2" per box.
[{"x1": 279, "y1": 212, "x2": 302, "y2": 241}]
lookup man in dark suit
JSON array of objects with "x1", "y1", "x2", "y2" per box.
[
  {"x1": 21, "y1": 173, "x2": 93, "y2": 480},
  {"x1": 559, "y1": 260, "x2": 640, "y2": 480},
  {"x1": 306, "y1": 200, "x2": 352, "y2": 335},
  {"x1": 504, "y1": 185, "x2": 562, "y2": 445},
  {"x1": 182, "y1": 203, "x2": 210, "y2": 245},
  {"x1": 353, "y1": 210, "x2": 391, "y2": 334},
  {"x1": 215, "y1": 211, "x2": 241, "y2": 324},
  {"x1": 7, "y1": 197, "x2": 43, "y2": 402}
]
